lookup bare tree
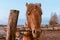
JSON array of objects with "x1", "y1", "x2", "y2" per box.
[{"x1": 49, "y1": 12, "x2": 58, "y2": 27}]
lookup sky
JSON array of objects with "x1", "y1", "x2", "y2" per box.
[{"x1": 0, "y1": 0, "x2": 60, "y2": 25}]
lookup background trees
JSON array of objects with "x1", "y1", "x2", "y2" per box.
[{"x1": 49, "y1": 12, "x2": 58, "y2": 27}]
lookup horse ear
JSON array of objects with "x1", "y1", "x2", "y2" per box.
[
  {"x1": 37, "y1": 3, "x2": 41, "y2": 7},
  {"x1": 26, "y1": 3, "x2": 28, "y2": 7}
]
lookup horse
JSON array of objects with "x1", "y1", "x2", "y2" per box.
[{"x1": 23, "y1": 3, "x2": 42, "y2": 40}]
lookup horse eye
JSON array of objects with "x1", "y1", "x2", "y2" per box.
[
  {"x1": 35, "y1": 6, "x2": 37, "y2": 8},
  {"x1": 28, "y1": 12, "x2": 30, "y2": 15}
]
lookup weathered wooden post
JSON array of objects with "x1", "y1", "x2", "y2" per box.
[{"x1": 6, "y1": 10, "x2": 19, "y2": 40}]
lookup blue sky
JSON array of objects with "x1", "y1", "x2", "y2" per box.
[{"x1": 0, "y1": 0, "x2": 60, "y2": 25}]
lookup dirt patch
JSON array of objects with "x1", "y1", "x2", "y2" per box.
[{"x1": 40, "y1": 30, "x2": 60, "y2": 40}]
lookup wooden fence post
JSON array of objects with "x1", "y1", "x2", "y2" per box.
[{"x1": 6, "y1": 10, "x2": 19, "y2": 40}]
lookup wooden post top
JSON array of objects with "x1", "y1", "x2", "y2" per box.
[{"x1": 10, "y1": 9, "x2": 19, "y2": 13}]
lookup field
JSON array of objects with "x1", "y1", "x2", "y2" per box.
[{"x1": 0, "y1": 25, "x2": 60, "y2": 40}]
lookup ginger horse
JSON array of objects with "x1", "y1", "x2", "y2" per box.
[{"x1": 23, "y1": 3, "x2": 42, "y2": 40}]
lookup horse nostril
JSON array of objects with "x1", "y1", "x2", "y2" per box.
[{"x1": 33, "y1": 30, "x2": 35, "y2": 33}]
